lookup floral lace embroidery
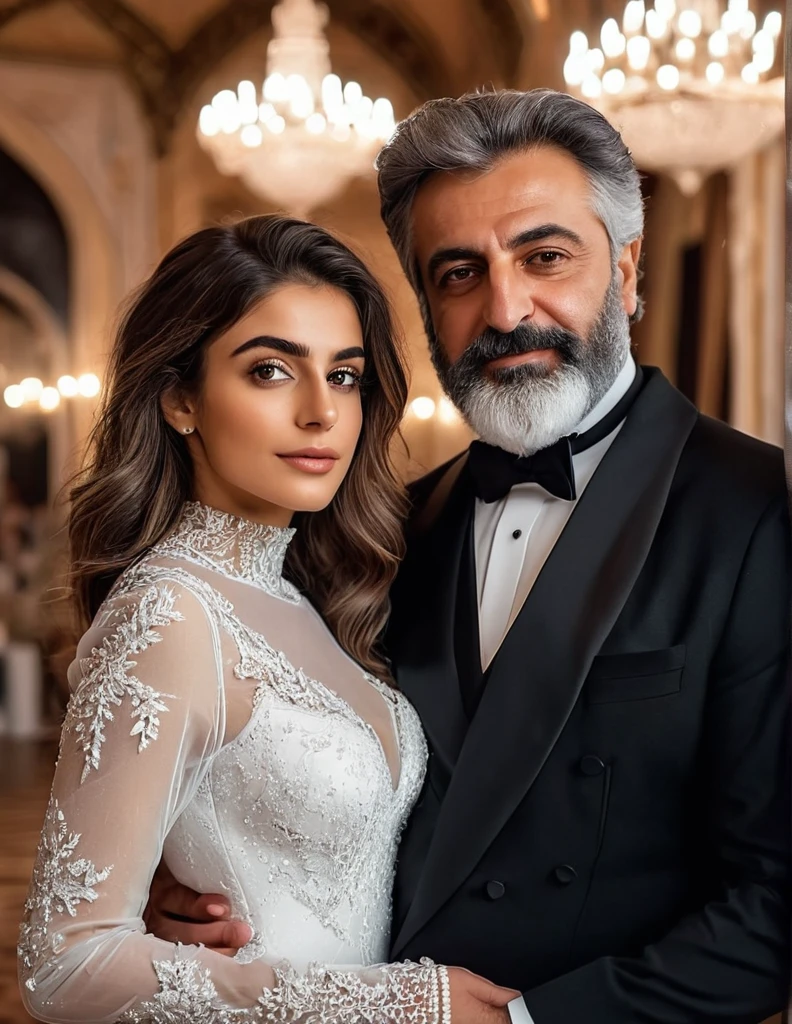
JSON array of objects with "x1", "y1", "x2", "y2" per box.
[
  {"x1": 115, "y1": 565, "x2": 358, "y2": 721},
  {"x1": 154, "y1": 502, "x2": 300, "y2": 603},
  {"x1": 19, "y1": 797, "x2": 113, "y2": 992},
  {"x1": 65, "y1": 584, "x2": 182, "y2": 781},
  {"x1": 119, "y1": 949, "x2": 443, "y2": 1024},
  {"x1": 114, "y1": 563, "x2": 427, "y2": 964},
  {"x1": 119, "y1": 953, "x2": 234, "y2": 1023},
  {"x1": 259, "y1": 959, "x2": 443, "y2": 1023},
  {"x1": 20, "y1": 502, "x2": 430, "y2": 1018}
]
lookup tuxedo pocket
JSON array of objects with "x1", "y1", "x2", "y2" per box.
[{"x1": 585, "y1": 645, "x2": 685, "y2": 704}]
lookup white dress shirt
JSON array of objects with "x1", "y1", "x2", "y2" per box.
[
  {"x1": 472, "y1": 355, "x2": 638, "y2": 1024},
  {"x1": 476, "y1": 354, "x2": 637, "y2": 670}
]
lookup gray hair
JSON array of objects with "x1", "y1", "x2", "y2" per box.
[{"x1": 376, "y1": 88, "x2": 645, "y2": 322}]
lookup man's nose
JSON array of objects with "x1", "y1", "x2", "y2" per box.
[{"x1": 483, "y1": 265, "x2": 535, "y2": 334}]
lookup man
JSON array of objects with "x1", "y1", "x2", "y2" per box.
[{"x1": 148, "y1": 89, "x2": 790, "y2": 1022}]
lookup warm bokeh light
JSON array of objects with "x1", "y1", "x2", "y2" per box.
[
  {"x1": 20, "y1": 377, "x2": 43, "y2": 402},
  {"x1": 77, "y1": 373, "x2": 101, "y2": 398},
  {"x1": 57, "y1": 375, "x2": 79, "y2": 397},
  {"x1": 410, "y1": 397, "x2": 436, "y2": 420},
  {"x1": 656, "y1": 63, "x2": 680, "y2": 89},
  {"x1": 39, "y1": 387, "x2": 61, "y2": 412},
  {"x1": 3, "y1": 385, "x2": 24, "y2": 409},
  {"x1": 437, "y1": 397, "x2": 460, "y2": 425}
]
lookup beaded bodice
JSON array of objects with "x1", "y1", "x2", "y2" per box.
[{"x1": 19, "y1": 503, "x2": 431, "y2": 1022}]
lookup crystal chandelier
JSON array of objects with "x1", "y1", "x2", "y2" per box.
[
  {"x1": 562, "y1": 0, "x2": 783, "y2": 194},
  {"x1": 197, "y1": 0, "x2": 396, "y2": 217}
]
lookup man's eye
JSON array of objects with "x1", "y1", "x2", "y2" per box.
[
  {"x1": 532, "y1": 251, "x2": 564, "y2": 265},
  {"x1": 442, "y1": 267, "x2": 476, "y2": 286}
]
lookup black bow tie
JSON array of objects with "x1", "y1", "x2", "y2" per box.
[{"x1": 467, "y1": 365, "x2": 644, "y2": 504}]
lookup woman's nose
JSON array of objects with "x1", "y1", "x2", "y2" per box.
[{"x1": 296, "y1": 381, "x2": 339, "y2": 431}]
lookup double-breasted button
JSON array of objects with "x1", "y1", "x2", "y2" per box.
[
  {"x1": 485, "y1": 880, "x2": 506, "y2": 900},
  {"x1": 579, "y1": 754, "x2": 606, "y2": 777},
  {"x1": 552, "y1": 864, "x2": 578, "y2": 886}
]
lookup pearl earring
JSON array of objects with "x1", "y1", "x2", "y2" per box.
[{"x1": 182, "y1": 426, "x2": 194, "y2": 435}]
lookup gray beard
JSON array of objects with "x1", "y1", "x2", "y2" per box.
[{"x1": 430, "y1": 275, "x2": 632, "y2": 456}]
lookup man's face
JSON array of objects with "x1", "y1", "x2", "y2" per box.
[{"x1": 411, "y1": 146, "x2": 642, "y2": 454}]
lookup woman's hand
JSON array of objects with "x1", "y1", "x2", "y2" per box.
[
  {"x1": 447, "y1": 966, "x2": 521, "y2": 1023},
  {"x1": 143, "y1": 859, "x2": 252, "y2": 956}
]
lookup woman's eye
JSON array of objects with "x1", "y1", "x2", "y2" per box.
[
  {"x1": 251, "y1": 363, "x2": 290, "y2": 382},
  {"x1": 328, "y1": 369, "x2": 361, "y2": 388}
]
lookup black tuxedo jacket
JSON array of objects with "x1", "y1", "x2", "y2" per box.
[{"x1": 386, "y1": 368, "x2": 791, "y2": 1023}]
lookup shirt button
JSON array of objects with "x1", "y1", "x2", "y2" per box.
[
  {"x1": 485, "y1": 880, "x2": 506, "y2": 900},
  {"x1": 553, "y1": 864, "x2": 578, "y2": 886},
  {"x1": 579, "y1": 755, "x2": 606, "y2": 777},
  {"x1": 512, "y1": 529, "x2": 522, "y2": 540}
]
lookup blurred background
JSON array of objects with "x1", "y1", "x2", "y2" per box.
[{"x1": 0, "y1": 0, "x2": 785, "y2": 1019}]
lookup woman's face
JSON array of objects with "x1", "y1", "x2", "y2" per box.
[{"x1": 165, "y1": 282, "x2": 366, "y2": 526}]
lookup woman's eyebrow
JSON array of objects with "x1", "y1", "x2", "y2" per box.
[
  {"x1": 230, "y1": 338, "x2": 365, "y2": 362},
  {"x1": 230, "y1": 336, "x2": 310, "y2": 358},
  {"x1": 333, "y1": 346, "x2": 365, "y2": 361}
]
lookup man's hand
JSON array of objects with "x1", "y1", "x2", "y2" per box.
[
  {"x1": 143, "y1": 860, "x2": 251, "y2": 956},
  {"x1": 448, "y1": 967, "x2": 519, "y2": 1023},
  {"x1": 144, "y1": 863, "x2": 518, "y2": 1019}
]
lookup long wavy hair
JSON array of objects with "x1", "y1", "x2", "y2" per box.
[{"x1": 68, "y1": 216, "x2": 409, "y2": 678}]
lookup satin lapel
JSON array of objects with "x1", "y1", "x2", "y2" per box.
[
  {"x1": 389, "y1": 467, "x2": 474, "y2": 772},
  {"x1": 455, "y1": 516, "x2": 484, "y2": 719},
  {"x1": 392, "y1": 369, "x2": 698, "y2": 955}
]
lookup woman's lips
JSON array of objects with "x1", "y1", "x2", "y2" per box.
[{"x1": 277, "y1": 449, "x2": 340, "y2": 475}]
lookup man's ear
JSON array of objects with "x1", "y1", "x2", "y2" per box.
[
  {"x1": 160, "y1": 387, "x2": 197, "y2": 436},
  {"x1": 617, "y1": 237, "x2": 642, "y2": 317}
]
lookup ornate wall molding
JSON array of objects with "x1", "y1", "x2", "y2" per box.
[
  {"x1": 0, "y1": 0, "x2": 461, "y2": 153},
  {"x1": 0, "y1": 0, "x2": 55, "y2": 32},
  {"x1": 477, "y1": 0, "x2": 525, "y2": 85}
]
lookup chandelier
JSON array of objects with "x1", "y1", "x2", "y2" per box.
[
  {"x1": 562, "y1": 0, "x2": 783, "y2": 194},
  {"x1": 197, "y1": 0, "x2": 396, "y2": 217}
]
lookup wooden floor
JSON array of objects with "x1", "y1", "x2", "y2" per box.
[
  {"x1": 0, "y1": 739, "x2": 785, "y2": 1024},
  {"x1": 0, "y1": 738, "x2": 56, "y2": 1024}
]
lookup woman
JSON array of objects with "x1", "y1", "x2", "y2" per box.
[{"x1": 18, "y1": 216, "x2": 516, "y2": 1022}]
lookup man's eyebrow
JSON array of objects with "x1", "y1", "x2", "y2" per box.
[
  {"x1": 230, "y1": 336, "x2": 365, "y2": 362},
  {"x1": 505, "y1": 224, "x2": 585, "y2": 249},
  {"x1": 426, "y1": 224, "x2": 585, "y2": 282},
  {"x1": 427, "y1": 247, "x2": 482, "y2": 282}
]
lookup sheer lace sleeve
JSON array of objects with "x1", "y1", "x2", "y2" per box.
[{"x1": 18, "y1": 578, "x2": 448, "y2": 1024}]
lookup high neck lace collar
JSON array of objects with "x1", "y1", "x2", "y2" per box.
[{"x1": 154, "y1": 501, "x2": 300, "y2": 601}]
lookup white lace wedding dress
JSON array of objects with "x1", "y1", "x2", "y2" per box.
[{"x1": 18, "y1": 503, "x2": 439, "y2": 1023}]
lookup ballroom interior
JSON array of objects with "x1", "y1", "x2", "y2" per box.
[{"x1": 0, "y1": 0, "x2": 786, "y2": 1020}]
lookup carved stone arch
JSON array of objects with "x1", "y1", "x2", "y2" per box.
[
  {"x1": 0, "y1": 268, "x2": 67, "y2": 366},
  {"x1": 475, "y1": 0, "x2": 528, "y2": 86},
  {"x1": 0, "y1": 267, "x2": 73, "y2": 501},
  {"x1": 0, "y1": 95, "x2": 118, "y2": 442}
]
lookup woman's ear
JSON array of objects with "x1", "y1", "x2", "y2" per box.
[{"x1": 160, "y1": 387, "x2": 197, "y2": 436}]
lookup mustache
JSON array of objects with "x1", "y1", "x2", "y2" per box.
[{"x1": 458, "y1": 324, "x2": 584, "y2": 372}]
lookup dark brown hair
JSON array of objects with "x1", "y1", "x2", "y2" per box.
[{"x1": 68, "y1": 215, "x2": 409, "y2": 677}]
